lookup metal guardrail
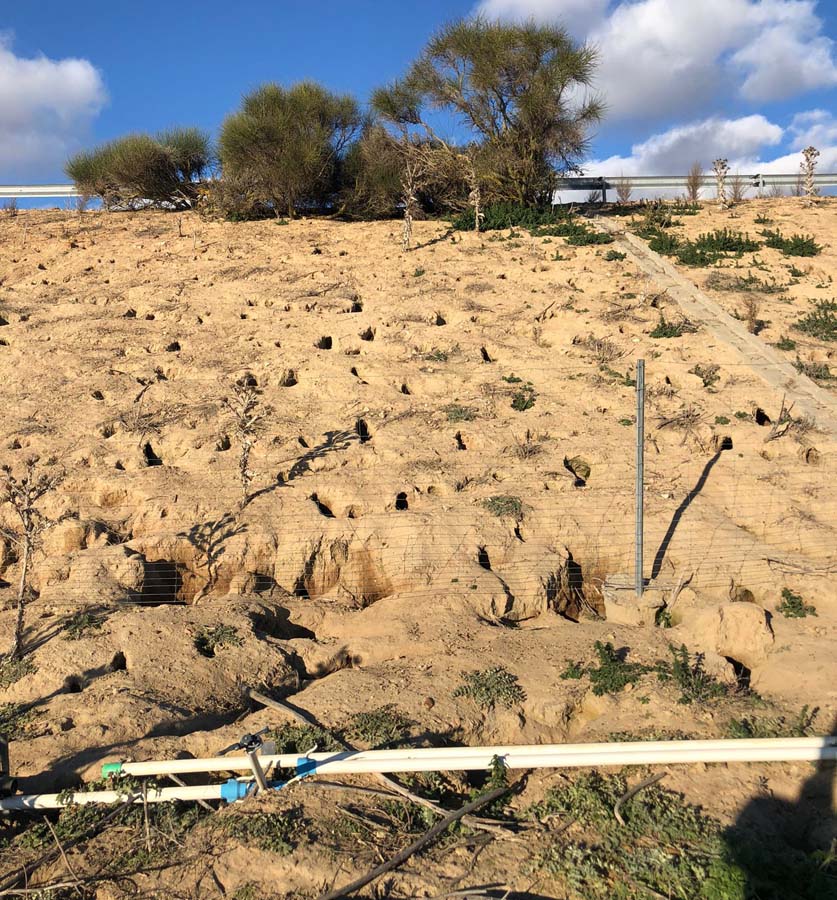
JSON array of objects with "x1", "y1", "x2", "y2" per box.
[
  {"x1": 0, "y1": 184, "x2": 81, "y2": 198},
  {"x1": 1, "y1": 173, "x2": 835, "y2": 201},
  {"x1": 557, "y1": 173, "x2": 837, "y2": 201}
]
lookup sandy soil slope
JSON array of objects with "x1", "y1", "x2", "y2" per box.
[{"x1": 0, "y1": 201, "x2": 834, "y2": 897}]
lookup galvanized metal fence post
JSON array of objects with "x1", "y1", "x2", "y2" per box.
[{"x1": 635, "y1": 360, "x2": 645, "y2": 597}]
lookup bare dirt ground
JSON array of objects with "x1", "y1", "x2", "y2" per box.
[{"x1": 0, "y1": 200, "x2": 835, "y2": 898}]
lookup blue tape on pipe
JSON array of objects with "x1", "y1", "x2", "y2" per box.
[
  {"x1": 220, "y1": 779, "x2": 251, "y2": 803},
  {"x1": 296, "y1": 756, "x2": 317, "y2": 778}
]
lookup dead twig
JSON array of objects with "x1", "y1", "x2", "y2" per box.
[
  {"x1": 44, "y1": 819, "x2": 84, "y2": 897},
  {"x1": 317, "y1": 787, "x2": 509, "y2": 900},
  {"x1": 614, "y1": 772, "x2": 667, "y2": 826}
]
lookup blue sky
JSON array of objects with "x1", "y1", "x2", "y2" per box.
[{"x1": 2, "y1": 0, "x2": 837, "y2": 184}]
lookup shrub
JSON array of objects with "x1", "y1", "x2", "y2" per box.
[
  {"x1": 761, "y1": 229, "x2": 822, "y2": 257},
  {"x1": 452, "y1": 202, "x2": 570, "y2": 231},
  {"x1": 444, "y1": 403, "x2": 476, "y2": 422},
  {"x1": 510, "y1": 383, "x2": 537, "y2": 411},
  {"x1": 794, "y1": 299, "x2": 837, "y2": 342},
  {"x1": 219, "y1": 81, "x2": 361, "y2": 217},
  {"x1": 339, "y1": 124, "x2": 403, "y2": 219},
  {"x1": 454, "y1": 666, "x2": 526, "y2": 710},
  {"x1": 777, "y1": 588, "x2": 817, "y2": 618},
  {"x1": 604, "y1": 248, "x2": 626, "y2": 261},
  {"x1": 650, "y1": 315, "x2": 685, "y2": 338},
  {"x1": 66, "y1": 130, "x2": 210, "y2": 208}
]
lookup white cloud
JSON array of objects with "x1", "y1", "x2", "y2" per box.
[
  {"x1": 473, "y1": 0, "x2": 837, "y2": 123},
  {"x1": 589, "y1": 114, "x2": 784, "y2": 175},
  {"x1": 0, "y1": 34, "x2": 106, "y2": 178},
  {"x1": 475, "y1": 0, "x2": 609, "y2": 37},
  {"x1": 788, "y1": 109, "x2": 837, "y2": 150},
  {"x1": 585, "y1": 112, "x2": 837, "y2": 188}
]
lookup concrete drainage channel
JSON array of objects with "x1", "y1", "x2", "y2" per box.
[{"x1": 593, "y1": 216, "x2": 837, "y2": 434}]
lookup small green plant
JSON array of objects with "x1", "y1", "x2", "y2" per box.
[
  {"x1": 444, "y1": 403, "x2": 477, "y2": 422},
  {"x1": 413, "y1": 267, "x2": 426, "y2": 277},
  {"x1": 0, "y1": 655, "x2": 36, "y2": 689},
  {"x1": 510, "y1": 383, "x2": 537, "y2": 411},
  {"x1": 618, "y1": 417, "x2": 633, "y2": 426},
  {"x1": 193, "y1": 624, "x2": 243, "y2": 658},
  {"x1": 604, "y1": 249, "x2": 626, "y2": 261},
  {"x1": 451, "y1": 202, "x2": 570, "y2": 232},
  {"x1": 704, "y1": 271, "x2": 787, "y2": 294},
  {"x1": 0, "y1": 702, "x2": 38, "y2": 739},
  {"x1": 788, "y1": 264, "x2": 806, "y2": 278},
  {"x1": 530, "y1": 772, "x2": 750, "y2": 900},
  {"x1": 774, "y1": 335, "x2": 797, "y2": 351},
  {"x1": 345, "y1": 705, "x2": 412, "y2": 747},
  {"x1": 715, "y1": 415, "x2": 730, "y2": 425},
  {"x1": 566, "y1": 229, "x2": 614, "y2": 246},
  {"x1": 761, "y1": 229, "x2": 822, "y2": 257},
  {"x1": 587, "y1": 642, "x2": 650, "y2": 695},
  {"x1": 482, "y1": 495, "x2": 523, "y2": 518},
  {"x1": 269, "y1": 722, "x2": 342, "y2": 754},
  {"x1": 560, "y1": 661, "x2": 584, "y2": 680},
  {"x1": 63, "y1": 610, "x2": 105, "y2": 640},
  {"x1": 217, "y1": 807, "x2": 304, "y2": 854},
  {"x1": 424, "y1": 347, "x2": 450, "y2": 362},
  {"x1": 695, "y1": 229, "x2": 761, "y2": 254},
  {"x1": 454, "y1": 666, "x2": 526, "y2": 710},
  {"x1": 754, "y1": 213, "x2": 773, "y2": 225},
  {"x1": 727, "y1": 705, "x2": 818, "y2": 739},
  {"x1": 501, "y1": 374, "x2": 523, "y2": 383},
  {"x1": 690, "y1": 363, "x2": 720, "y2": 389},
  {"x1": 656, "y1": 644, "x2": 727, "y2": 705},
  {"x1": 650, "y1": 315, "x2": 684, "y2": 338},
  {"x1": 794, "y1": 358, "x2": 833, "y2": 380},
  {"x1": 777, "y1": 587, "x2": 817, "y2": 618},
  {"x1": 734, "y1": 410, "x2": 750, "y2": 420},
  {"x1": 795, "y1": 299, "x2": 837, "y2": 341}
]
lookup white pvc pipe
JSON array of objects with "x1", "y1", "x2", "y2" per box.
[
  {"x1": 106, "y1": 736, "x2": 837, "y2": 778},
  {"x1": 0, "y1": 783, "x2": 231, "y2": 811},
  {"x1": 2, "y1": 737, "x2": 834, "y2": 811}
]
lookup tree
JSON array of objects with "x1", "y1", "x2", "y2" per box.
[
  {"x1": 218, "y1": 82, "x2": 362, "y2": 217},
  {"x1": 401, "y1": 17, "x2": 604, "y2": 207},
  {"x1": 0, "y1": 459, "x2": 63, "y2": 660}
]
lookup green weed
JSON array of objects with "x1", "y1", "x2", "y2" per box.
[
  {"x1": 777, "y1": 588, "x2": 817, "y2": 618},
  {"x1": 604, "y1": 249, "x2": 627, "y2": 261},
  {"x1": 482, "y1": 495, "x2": 523, "y2": 518},
  {"x1": 650, "y1": 315, "x2": 685, "y2": 338},
  {"x1": 587, "y1": 642, "x2": 651, "y2": 695},
  {"x1": 511, "y1": 383, "x2": 537, "y2": 411},
  {"x1": 656, "y1": 644, "x2": 728, "y2": 705},
  {"x1": 444, "y1": 403, "x2": 477, "y2": 422},
  {"x1": 761, "y1": 229, "x2": 822, "y2": 257},
  {"x1": 345, "y1": 705, "x2": 412, "y2": 747},
  {"x1": 454, "y1": 666, "x2": 526, "y2": 710},
  {"x1": 193, "y1": 624, "x2": 242, "y2": 658},
  {"x1": 0, "y1": 655, "x2": 36, "y2": 689},
  {"x1": 63, "y1": 611, "x2": 105, "y2": 640},
  {"x1": 726, "y1": 705, "x2": 818, "y2": 739},
  {"x1": 774, "y1": 335, "x2": 797, "y2": 351},
  {"x1": 217, "y1": 807, "x2": 304, "y2": 855},
  {"x1": 795, "y1": 299, "x2": 837, "y2": 341}
]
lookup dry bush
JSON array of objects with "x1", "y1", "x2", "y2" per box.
[
  {"x1": 801, "y1": 146, "x2": 820, "y2": 198},
  {"x1": 685, "y1": 162, "x2": 704, "y2": 202},
  {"x1": 2, "y1": 199, "x2": 18, "y2": 218},
  {"x1": 579, "y1": 334, "x2": 624, "y2": 365},
  {"x1": 614, "y1": 176, "x2": 633, "y2": 204},
  {"x1": 741, "y1": 296, "x2": 761, "y2": 334},
  {"x1": 729, "y1": 172, "x2": 747, "y2": 203},
  {"x1": 0, "y1": 458, "x2": 64, "y2": 659},
  {"x1": 713, "y1": 158, "x2": 729, "y2": 205}
]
